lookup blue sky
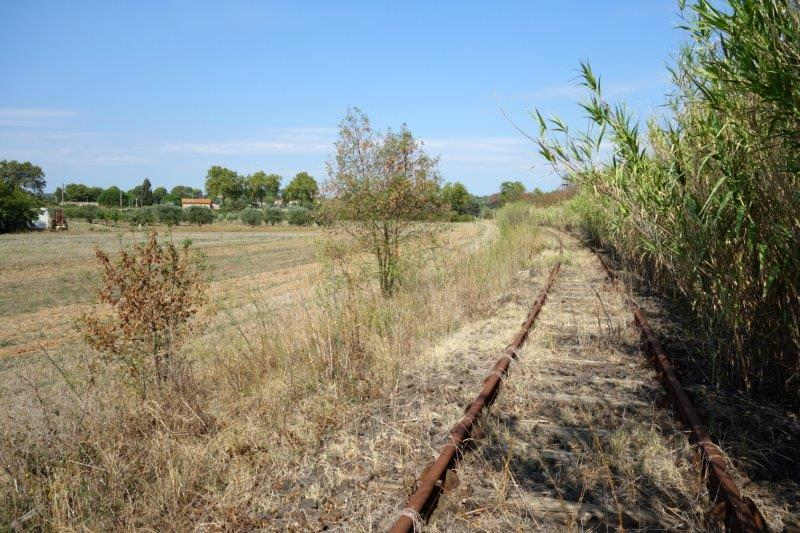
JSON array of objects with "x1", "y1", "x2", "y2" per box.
[{"x1": 1, "y1": 1, "x2": 686, "y2": 195}]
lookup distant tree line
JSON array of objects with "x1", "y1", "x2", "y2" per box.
[
  {"x1": 2, "y1": 154, "x2": 556, "y2": 234},
  {"x1": 54, "y1": 180, "x2": 204, "y2": 207}
]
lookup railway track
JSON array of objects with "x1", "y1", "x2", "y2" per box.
[
  {"x1": 593, "y1": 247, "x2": 768, "y2": 533},
  {"x1": 388, "y1": 261, "x2": 563, "y2": 533},
  {"x1": 386, "y1": 229, "x2": 770, "y2": 532}
]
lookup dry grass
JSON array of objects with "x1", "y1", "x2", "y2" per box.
[
  {"x1": 420, "y1": 231, "x2": 710, "y2": 532},
  {"x1": 0, "y1": 215, "x2": 528, "y2": 530}
]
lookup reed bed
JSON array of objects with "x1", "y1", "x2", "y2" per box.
[{"x1": 536, "y1": 0, "x2": 800, "y2": 407}]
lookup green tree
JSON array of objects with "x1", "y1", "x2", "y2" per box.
[
  {"x1": 327, "y1": 108, "x2": 444, "y2": 296},
  {"x1": 283, "y1": 172, "x2": 318, "y2": 206},
  {"x1": 128, "y1": 178, "x2": 154, "y2": 206},
  {"x1": 205, "y1": 166, "x2": 241, "y2": 205},
  {"x1": 162, "y1": 193, "x2": 181, "y2": 206},
  {"x1": 64, "y1": 183, "x2": 95, "y2": 202},
  {"x1": 152, "y1": 187, "x2": 168, "y2": 204},
  {"x1": 170, "y1": 185, "x2": 202, "y2": 198},
  {"x1": 0, "y1": 160, "x2": 46, "y2": 194},
  {"x1": 441, "y1": 182, "x2": 479, "y2": 216},
  {"x1": 247, "y1": 171, "x2": 281, "y2": 205},
  {"x1": 128, "y1": 207, "x2": 155, "y2": 226},
  {"x1": 0, "y1": 180, "x2": 39, "y2": 232},
  {"x1": 98, "y1": 186, "x2": 125, "y2": 207},
  {"x1": 139, "y1": 178, "x2": 154, "y2": 206},
  {"x1": 499, "y1": 181, "x2": 525, "y2": 205}
]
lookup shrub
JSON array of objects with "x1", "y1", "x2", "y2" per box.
[
  {"x1": 240, "y1": 208, "x2": 263, "y2": 226},
  {"x1": 184, "y1": 206, "x2": 215, "y2": 226},
  {"x1": 62, "y1": 205, "x2": 101, "y2": 223},
  {"x1": 449, "y1": 212, "x2": 475, "y2": 223},
  {"x1": 105, "y1": 208, "x2": 121, "y2": 224},
  {"x1": 287, "y1": 206, "x2": 312, "y2": 226},
  {"x1": 264, "y1": 207, "x2": 284, "y2": 225},
  {"x1": 127, "y1": 207, "x2": 155, "y2": 226},
  {"x1": 83, "y1": 232, "x2": 205, "y2": 395},
  {"x1": 156, "y1": 205, "x2": 182, "y2": 226}
]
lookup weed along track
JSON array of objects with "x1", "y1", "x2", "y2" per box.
[
  {"x1": 592, "y1": 246, "x2": 769, "y2": 532},
  {"x1": 388, "y1": 258, "x2": 563, "y2": 533}
]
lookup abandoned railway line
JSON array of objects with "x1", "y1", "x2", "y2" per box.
[{"x1": 386, "y1": 230, "x2": 774, "y2": 532}]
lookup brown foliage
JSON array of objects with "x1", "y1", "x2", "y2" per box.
[{"x1": 82, "y1": 231, "x2": 205, "y2": 395}]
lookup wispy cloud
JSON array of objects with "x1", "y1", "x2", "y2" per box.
[
  {"x1": 497, "y1": 73, "x2": 669, "y2": 104},
  {"x1": 0, "y1": 108, "x2": 78, "y2": 128},
  {"x1": 425, "y1": 136, "x2": 538, "y2": 167},
  {"x1": 0, "y1": 108, "x2": 78, "y2": 119},
  {"x1": 163, "y1": 127, "x2": 336, "y2": 156}
]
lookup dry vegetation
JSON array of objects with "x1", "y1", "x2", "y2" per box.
[{"x1": 0, "y1": 212, "x2": 528, "y2": 530}]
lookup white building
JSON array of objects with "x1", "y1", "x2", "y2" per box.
[{"x1": 31, "y1": 208, "x2": 50, "y2": 230}]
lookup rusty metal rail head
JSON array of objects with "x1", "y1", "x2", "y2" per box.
[
  {"x1": 388, "y1": 262, "x2": 561, "y2": 533},
  {"x1": 594, "y1": 249, "x2": 768, "y2": 533}
]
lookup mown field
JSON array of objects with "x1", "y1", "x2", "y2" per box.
[
  {"x1": 0, "y1": 223, "x2": 317, "y2": 361},
  {"x1": 0, "y1": 220, "x2": 488, "y2": 377}
]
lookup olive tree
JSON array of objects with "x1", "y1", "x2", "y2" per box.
[{"x1": 326, "y1": 108, "x2": 443, "y2": 296}]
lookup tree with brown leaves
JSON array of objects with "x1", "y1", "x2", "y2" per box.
[{"x1": 83, "y1": 232, "x2": 205, "y2": 396}]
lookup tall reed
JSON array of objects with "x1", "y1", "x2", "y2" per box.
[{"x1": 537, "y1": 0, "x2": 800, "y2": 406}]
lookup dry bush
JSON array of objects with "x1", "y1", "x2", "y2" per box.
[{"x1": 82, "y1": 231, "x2": 206, "y2": 396}]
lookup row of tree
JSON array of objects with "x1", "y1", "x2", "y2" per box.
[
  {"x1": 3, "y1": 152, "x2": 534, "y2": 234},
  {"x1": 54, "y1": 181, "x2": 204, "y2": 207},
  {"x1": 204, "y1": 168, "x2": 319, "y2": 208},
  {"x1": 51, "y1": 169, "x2": 322, "y2": 210}
]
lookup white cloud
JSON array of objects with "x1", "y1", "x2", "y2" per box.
[{"x1": 424, "y1": 136, "x2": 539, "y2": 166}]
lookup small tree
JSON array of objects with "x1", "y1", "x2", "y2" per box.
[
  {"x1": 264, "y1": 207, "x2": 284, "y2": 225},
  {"x1": 83, "y1": 233, "x2": 205, "y2": 395},
  {"x1": 287, "y1": 206, "x2": 312, "y2": 226},
  {"x1": 128, "y1": 208, "x2": 155, "y2": 226},
  {"x1": 326, "y1": 108, "x2": 444, "y2": 296},
  {"x1": 240, "y1": 207, "x2": 263, "y2": 226},
  {"x1": 156, "y1": 205, "x2": 182, "y2": 226},
  {"x1": 185, "y1": 206, "x2": 215, "y2": 226}
]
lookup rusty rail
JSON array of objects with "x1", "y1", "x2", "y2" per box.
[
  {"x1": 388, "y1": 261, "x2": 562, "y2": 533},
  {"x1": 593, "y1": 249, "x2": 768, "y2": 533}
]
